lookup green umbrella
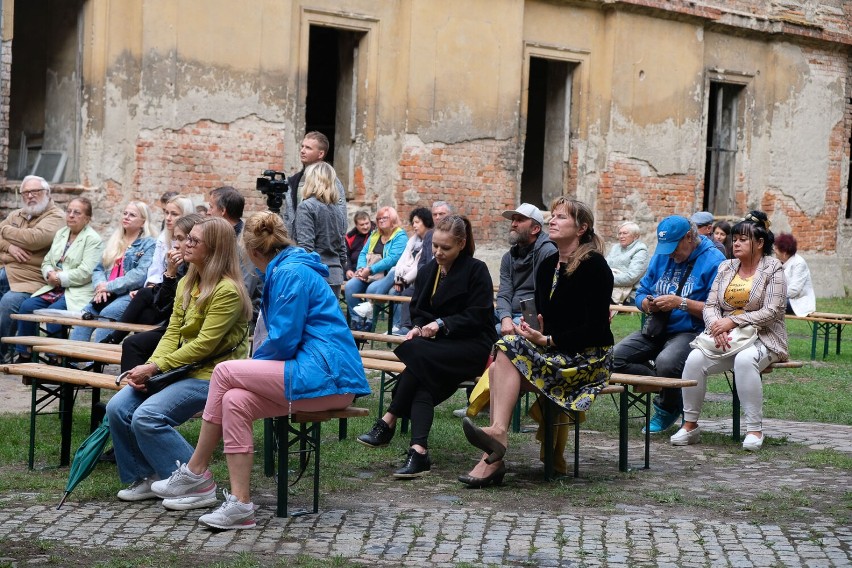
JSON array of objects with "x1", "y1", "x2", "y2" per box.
[{"x1": 57, "y1": 415, "x2": 111, "y2": 509}]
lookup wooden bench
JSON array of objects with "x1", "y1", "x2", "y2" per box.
[
  {"x1": 786, "y1": 312, "x2": 851, "y2": 360},
  {"x1": 351, "y1": 329, "x2": 407, "y2": 349},
  {"x1": 2, "y1": 336, "x2": 123, "y2": 353},
  {"x1": 352, "y1": 293, "x2": 411, "y2": 334},
  {"x1": 725, "y1": 360, "x2": 804, "y2": 441},
  {"x1": 0, "y1": 362, "x2": 121, "y2": 468},
  {"x1": 263, "y1": 406, "x2": 369, "y2": 517},
  {"x1": 609, "y1": 374, "x2": 698, "y2": 471},
  {"x1": 11, "y1": 313, "x2": 157, "y2": 335}
]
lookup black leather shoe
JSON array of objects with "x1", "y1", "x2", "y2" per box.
[
  {"x1": 393, "y1": 448, "x2": 431, "y2": 478},
  {"x1": 458, "y1": 461, "x2": 507, "y2": 488},
  {"x1": 357, "y1": 418, "x2": 395, "y2": 448}
]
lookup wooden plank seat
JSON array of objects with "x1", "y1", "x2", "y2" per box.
[
  {"x1": 358, "y1": 349, "x2": 399, "y2": 362},
  {"x1": 1, "y1": 336, "x2": 123, "y2": 353},
  {"x1": 725, "y1": 360, "x2": 804, "y2": 441},
  {"x1": 263, "y1": 406, "x2": 369, "y2": 517},
  {"x1": 352, "y1": 293, "x2": 411, "y2": 334},
  {"x1": 0, "y1": 362, "x2": 120, "y2": 469},
  {"x1": 11, "y1": 313, "x2": 157, "y2": 334},
  {"x1": 608, "y1": 374, "x2": 698, "y2": 471}
]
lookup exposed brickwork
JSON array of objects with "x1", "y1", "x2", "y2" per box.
[
  {"x1": 393, "y1": 140, "x2": 518, "y2": 243},
  {"x1": 133, "y1": 117, "x2": 286, "y2": 215},
  {"x1": 0, "y1": 39, "x2": 11, "y2": 180},
  {"x1": 597, "y1": 156, "x2": 699, "y2": 241}
]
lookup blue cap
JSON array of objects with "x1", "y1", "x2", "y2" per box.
[
  {"x1": 691, "y1": 211, "x2": 714, "y2": 226},
  {"x1": 655, "y1": 216, "x2": 690, "y2": 256}
]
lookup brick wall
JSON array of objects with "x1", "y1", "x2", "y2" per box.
[
  {"x1": 133, "y1": 116, "x2": 286, "y2": 215},
  {"x1": 393, "y1": 139, "x2": 518, "y2": 243},
  {"x1": 0, "y1": 39, "x2": 11, "y2": 180}
]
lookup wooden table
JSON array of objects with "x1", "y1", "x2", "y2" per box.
[
  {"x1": 352, "y1": 293, "x2": 411, "y2": 334},
  {"x1": 786, "y1": 312, "x2": 852, "y2": 359},
  {"x1": 11, "y1": 313, "x2": 156, "y2": 334}
]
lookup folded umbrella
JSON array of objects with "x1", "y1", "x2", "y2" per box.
[{"x1": 57, "y1": 415, "x2": 111, "y2": 509}]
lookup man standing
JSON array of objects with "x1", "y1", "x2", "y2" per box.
[
  {"x1": 611, "y1": 216, "x2": 725, "y2": 433},
  {"x1": 282, "y1": 131, "x2": 347, "y2": 237},
  {"x1": 495, "y1": 203, "x2": 557, "y2": 335},
  {"x1": 692, "y1": 211, "x2": 726, "y2": 255},
  {"x1": 0, "y1": 176, "x2": 65, "y2": 361}
]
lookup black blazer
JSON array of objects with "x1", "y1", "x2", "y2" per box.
[{"x1": 534, "y1": 251, "x2": 614, "y2": 354}]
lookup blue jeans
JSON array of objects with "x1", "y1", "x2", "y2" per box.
[
  {"x1": 15, "y1": 295, "x2": 67, "y2": 353},
  {"x1": 0, "y1": 288, "x2": 32, "y2": 359},
  {"x1": 69, "y1": 294, "x2": 133, "y2": 343},
  {"x1": 106, "y1": 378, "x2": 210, "y2": 483},
  {"x1": 611, "y1": 329, "x2": 698, "y2": 414},
  {"x1": 344, "y1": 270, "x2": 397, "y2": 325}
]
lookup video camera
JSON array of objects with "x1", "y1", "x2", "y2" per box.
[{"x1": 256, "y1": 170, "x2": 289, "y2": 213}]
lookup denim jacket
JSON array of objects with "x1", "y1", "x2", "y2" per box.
[{"x1": 92, "y1": 237, "x2": 157, "y2": 296}]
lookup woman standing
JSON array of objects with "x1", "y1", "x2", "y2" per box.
[
  {"x1": 358, "y1": 215, "x2": 496, "y2": 478},
  {"x1": 774, "y1": 233, "x2": 816, "y2": 316},
  {"x1": 671, "y1": 211, "x2": 787, "y2": 451},
  {"x1": 150, "y1": 212, "x2": 369, "y2": 529},
  {"x1": 70, "y1": 201, "x2": 157, "y2": 343},
  {"x1": 459, "y1": 199, "x2": 614, "y2": 486},
  {"x1": 294, "y1": 162, "x2": 348, "y2": 297},
  {"x1": 107, "y1": 217, "x2": 252, "y2": 501},
  {"x1": 344, "y1": 206, "x2": 408, "y2": 330},
  {"x1": 13, "y1": 198, "x2": 104, "y2": 360}
]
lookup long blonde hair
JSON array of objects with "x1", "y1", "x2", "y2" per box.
[
  {"x1": 102, "y1": 201, "x2": 157, "y2": 268},
  {"x1": 301, "y1": 162, "x2": 340, "y2": 205},
  {"x1": 180, "y1": 217, "x2": 252, "y2": 321},
  {"x1": 550, "y1": 197, "x2": 604, "y2": 276}
]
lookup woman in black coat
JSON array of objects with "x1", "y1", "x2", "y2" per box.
[
  {"x1": 358, "y1": 215, "x2": 496, "y2": 478},
  {"x1": 459, "y1": 198, "x2": 614, "y2": 487}
]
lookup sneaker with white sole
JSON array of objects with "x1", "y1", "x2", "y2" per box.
[
  {"x1": 117, "y1": 478, "x2": 158, "y2": 501},
  {"x1": 152, "y1": 460, "x2": 217, "y2": 510},
  {"x1": 670, "y1": 426, "x2": 701, "y2": 446},
  {"x1": 198, "y1": 489, "x2": 257, "y2": 530},
  {"x1": 742, "y1": 433, "x2": 764, "y2": 451}
]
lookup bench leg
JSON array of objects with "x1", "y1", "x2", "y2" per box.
[
  {"x1": 59, "y1": 384, "x2": 74, "y2": 467},
  {"x1": 338, "y1": 418, "x2": 348, "y2": 440},
  {"x1": 29, "y1": 380, "x2": 38, "y2": 470},
  {"x1": 618, "y1": 389, "x2": 628, "y2": 472},
  {"x1": 730, "y1": 372, "x2": 741, "y2": 442},
  {"x1": 276, "y1": 417, "x2": 289, "y2": 517},
  {"x1": 263, "y1": 418, "x2": 274, "y2": 477},
  {"x1": 543, "y1": 400, "x2": 554, "y2": 481},
  {"x1": 836, "y1": 324, "x2": 843, "y2": 355},
  {"x1": 809, "y1": 322, "x2": 817, "y2": 360}
]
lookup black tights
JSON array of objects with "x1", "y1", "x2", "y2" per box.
[{"x1": 387, "y1": 370, "x2": 435, "y2": 449}]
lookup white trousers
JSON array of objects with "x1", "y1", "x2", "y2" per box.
[{"x1": 682, "y1": 341, "x2": 779, "y2": 433}]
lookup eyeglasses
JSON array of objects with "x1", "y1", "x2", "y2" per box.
[
  {"x1": 377, "y1": 216, "x2": 390, "y2": 222},
  {"x1": 21, "y1": 189, "x2": 46, "y2": 198},
  {"x1": 185, "y1": 235, "x2": 204, "y2": 247}
]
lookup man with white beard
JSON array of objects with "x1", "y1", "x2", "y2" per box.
[{"x1": 0, "y1": 176, "x2": 65, "y2": 361}]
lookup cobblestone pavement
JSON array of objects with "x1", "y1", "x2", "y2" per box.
[{"x1": 1, "y1": 418, "x2": 850, "y2": 567}]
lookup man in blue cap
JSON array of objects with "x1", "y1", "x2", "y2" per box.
[{"x1": 612, "y1": 215, "x2": 725, "y2": 433}]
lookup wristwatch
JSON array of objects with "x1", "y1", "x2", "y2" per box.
[
  {"x1": 435, "y1": 318, "x2": 447, "y2": 335},
  {"x1": 680, "y1": 297, "x2": 688, "y2": 311}
]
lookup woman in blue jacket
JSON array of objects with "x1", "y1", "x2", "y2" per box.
[
  {"x1": 151, "y1": 211, "x2": 370, "y2": 530},
  {"x1": 343, "y1": 206, "x2": 408, "y2": 330}
]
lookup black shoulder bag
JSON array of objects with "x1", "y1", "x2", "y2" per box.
[
  {"x1": 641, "y1": 261, "x2": 695, "y2": 340},
  {"x1": 115, "y1": 325, "x2": 249, "y2": 393}
]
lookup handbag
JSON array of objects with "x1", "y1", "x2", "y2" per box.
[
  {"x1": 121, "y1": 325, "x2": 249, "y2": 394},
  {"x1": 364, "y1": 252, "x2": 385, "y2": 283},
  {"x1": 690, "y1": 324, "x2": 758, "y2": 359},
  {"x1": 641, "y1": 261, "x2": 695, "y2": 340}
]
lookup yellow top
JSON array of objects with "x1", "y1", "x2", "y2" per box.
[{"x1": 723, "y1": 273, "x2": 753, "y2": 315}]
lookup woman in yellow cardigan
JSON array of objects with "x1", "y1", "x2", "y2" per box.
[{"x1": 106, "y1": 217, "x2": 252, "y2": 503}]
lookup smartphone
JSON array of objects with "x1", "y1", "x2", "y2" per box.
[{"x1": 519, "y1": 298, "x2": 540, "y2": 331}]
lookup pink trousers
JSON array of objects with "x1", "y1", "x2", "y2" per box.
[{"x1": 202, "y1": 359, "x2": 355, "y2": 454}]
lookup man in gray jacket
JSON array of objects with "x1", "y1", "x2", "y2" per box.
[{"x1": 495, "y1": 203, "x2": 557, "y2": 335}]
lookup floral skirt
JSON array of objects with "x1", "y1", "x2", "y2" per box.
[{"x1": 494, "y1": 336, "x2": 613, "y2": 412}]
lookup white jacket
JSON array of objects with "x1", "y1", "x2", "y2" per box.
[{"x1": 783, "y1": 253, "x2": 816, "y2": 316}]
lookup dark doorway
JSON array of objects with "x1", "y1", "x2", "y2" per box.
[
  {"x1": 8, "y1": 0, "x2": 84, "y2": 181},
  {"x1": 704, "y1": 82, "x2": 744, "y2": 215},
  {"x1": 521, "y1": 57, "x2": 572, "y2": 208},
  {"x1": 304, "y1": 25, "x2": 364, "y2": 191}
]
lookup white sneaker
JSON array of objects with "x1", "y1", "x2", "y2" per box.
[
  {"x1": 198, "y1": 489, "x2": 257, "y2": 530},
  {"x1": 152, "y1": 461, "x2": 217, "y2": 510},
  {"x1": 353, "y1": 301, "x2": 373, "y2": 319},
  {"x1": 117, "y1": 478, "x2": 158, "y2": 501},
  {"x1": 670, "y1": 426, "x2": 701, "y2": 446},
  {"x1": 742, "y1": 433, "x2": 764, "y2": 451}
]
